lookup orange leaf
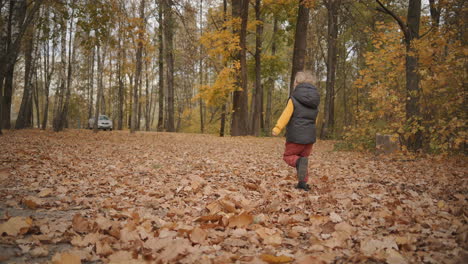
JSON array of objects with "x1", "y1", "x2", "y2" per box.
[
  {"x1": 228, "y1": 213, "x2": 253, "y2": 228},
  {"x1": 260, "y1": 254, "x2": 294, "y2": 263}
]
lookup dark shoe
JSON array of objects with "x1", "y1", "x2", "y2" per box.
[
  {"x1": 296, "y1": 157, "x2": 308, "y2": 182},
  {"x1": 296, "y1": 181, "x2": 310, "y2": 191}
]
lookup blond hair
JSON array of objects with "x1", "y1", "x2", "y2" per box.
[{"x1": 294, "y1": 71, "x2": 315, "y2": 85}]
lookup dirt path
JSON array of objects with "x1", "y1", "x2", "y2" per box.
[{"x1": 0, "y1": 130, "x2": 466, "y2": 263}]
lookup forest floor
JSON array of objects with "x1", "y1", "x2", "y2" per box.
[{"x1": 0, "y1": 129, "x2": 466, "y2": 264}]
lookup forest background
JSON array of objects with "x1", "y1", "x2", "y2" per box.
[{"x1": 0, "y1": 0, "x2": 466, "y2": 153}]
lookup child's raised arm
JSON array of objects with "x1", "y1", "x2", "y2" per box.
[{"x1": 272, "y1": 99, "x2": 294, "y2": 136}]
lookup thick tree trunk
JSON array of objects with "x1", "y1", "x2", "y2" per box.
[
  {"x1": 2, "y1": 66, "x2": 14, "y2": 129},
  {"x1": 289, "y1": 0, "x2": 309, "y2": 95},
  {"x1": 157, "y1": 1, "x2": 164, "y2": 132},
  {"x1": 321, "y1": 0, "x2": 340, "y2": 139},
  {"x1": 163, "y1": 0, "x2": 175, "y2": 132},
  {"x1": 131, "y1": 0, "x2": 145, "y2": 133},
  {"x1": 375, "y1": 0, "x2": 422, "y2": 150},
  {"x1": 251, "y1": 0, "x2": 263, "y2": 136},
  {"x1": 87, "y1": 47, "x2": 95, "y2": 124},
  {"x1": 16, "y1": 23, "x2": 35, "y2": 129},
  {"x1": 230, "y1": 0, "x2": 249, "y2": 136},
  {"x1": 405, "y1": 0, "x2": 422, "y2": 150}
]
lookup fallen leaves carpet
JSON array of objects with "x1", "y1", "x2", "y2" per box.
[{"x1": 0, "y1": 130, "x2": 466, "y2": 263}]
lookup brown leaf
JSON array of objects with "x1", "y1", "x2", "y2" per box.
[
  {"x1": 52, "y1": 252, "x2": 81, "y2": 264},
  {"x1": 195, "y1": 214, "x2": 222, "y2": 222},
  {"x1": 38, "y1": 188, "x2": 53, "y2": 198},
  {"x1": 0, "y1": 216, "x2": 33, "y2": 236},
  {"x1": 23, "y1": 196, "x2": 44, "y2": 209},
  {"x1": 30, "y1": 246, "x2": 49, "y2": 257},
  {"x1": 72, "y1": 214, "x2": 92, "y2": 233},
  {"x1": 189, "y1": 227, "x2": 207, "y2": 244},
  {"x1": 96, "y1": 241, "x2": 113, "y2": 257},
  {"x1": 260, "y1": 254, "x2": 294, "y2": 263},
  {"x1": 228, "y1": 213, "x2": 253, "y2": 228}
]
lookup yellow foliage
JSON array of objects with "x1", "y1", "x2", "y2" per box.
[
  {"x1": 197, "y1": 64, "x2": 239, "y2": 107},
  {"x1": 346, "y1": 16, "x2": 466, "y2": 153}
]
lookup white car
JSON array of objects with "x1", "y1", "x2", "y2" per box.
[{"x1": 88, "y1": 115, "x2": 113, "y2": 131}]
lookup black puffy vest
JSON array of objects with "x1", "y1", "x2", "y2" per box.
[{"x1": 285, "y1": 83, "x2": 320, "y2": 144}]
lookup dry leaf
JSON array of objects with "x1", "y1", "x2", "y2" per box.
[
  {"x1": 228, "y1": 213, "x2": 253, "y2": 228},
  {"x1": 386, "y1": 248, "x2": 408, "y2": 264},
  {"x1": 256, "y1": 227, "x2": 282, "y2": 245},
  {"x1": 0, "y1": 216, "x2": 33, "y2": 236},
  {"x1": 190, "y1": 227, "x2": 207, "y2": 244},
  {"x1": 30, "y1": 246, "x2": 49, "y2": 257},
  {"x1": 72, "y1": 214, "x2": 91, "y2": 233},
  {"x1": 38, "y1": 188, "x2": 53, "y2": 197},
  {"x1": 260, "y1": 254, "x2": 294, "y2": 263},
  {"x1": 329, "y1": 212, "x2": 342, "y2": 223},
  {"x1": 52, "y1": 252, "x2": 81, "y2": 264},
  {"x1": 96, "y1": 241, "x2": 113, "y2": 256},
  {"x1": 23, "y1": 196, "x2": 43, "y2": 209}
]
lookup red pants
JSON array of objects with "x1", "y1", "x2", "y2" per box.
[{"x1": 283, "y1": 142, "x2": 313, "y2": 182}]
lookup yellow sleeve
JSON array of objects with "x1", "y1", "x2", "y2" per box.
[{"x1": 272, "y1": 99, "x2": 294, "y2": 135}]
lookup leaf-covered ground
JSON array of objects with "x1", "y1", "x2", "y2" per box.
[{"x1": 0, "y1": 130, "x2": 466, "y2": 264}]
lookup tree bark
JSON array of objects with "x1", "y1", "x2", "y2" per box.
[
  {"x1": 230, "y1": 0, "x2": 249, "y2": 136},
  {"x1": 251, "y1": 0, "x2": 263, "y2": 136},
  {"x1": 289, "y1": 0, "x2": 309, "y2": 95},
  {"x1": 375, "y1": 0, "x2": 422, "y2": 151},
  {"x1": 199, "y1": 0, "x2": 205, "y2": 134},
  {"x1": 157, "y1": 0, "x2": 164, "y2": 131},
  {"x1": 131, "y1": 0, "x2": 145, "y2": 133},
  {"x1": 265, "y1": 18, "x2": 277, "y2": 136},
  {"x1": 321, "y1": 0, "x2": 340, "y2": 139},
  {"x1": 93, "y1": 45, "x2": 102, "y2": 133},
  {"x1": 53, "y1": 3, "x2": 75, "y2": 132},
  {"x1": 16, "y1": 16, "x2": 36, "y2": 129},
  {"x1": 163, "y1": 0, "x2": 175, "y2": 132}
]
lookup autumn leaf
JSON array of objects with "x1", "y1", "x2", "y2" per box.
[
  {"x1": 189, "y1": 227, "x2": 207, "y2": 244},
  {"x1": 228, "y1": 212, "x2": 253, "y2": 228},
  {"x1": 0, "y1": 216, "x2": 33, "y2": 236},
  {"x1": 260, "y1": 254, "x2": 294, "y2": 263},
  {"x1": 52, "y1": 252, "x2": 81, "y2": 264},
  {"x1": 72, "y1": 214, "x2": 92, "y2": 233}
]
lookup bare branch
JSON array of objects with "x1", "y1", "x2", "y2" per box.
[{"x1": 375, "y1": 0, "x2": 409, "y2": 41}]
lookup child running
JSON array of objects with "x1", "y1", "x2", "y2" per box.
[{"x1": 272, "y1": 71, "x2": 320, "y2": 191}]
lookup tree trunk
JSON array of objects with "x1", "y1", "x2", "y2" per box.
[
  {"x1": 321, "y1": 0, "x2": 340, "y2": 139},
  {"x1": 265, "y1": 18, "x2": 278, "y2": 136},
  {"x1": 2, "y1": 66, "x2": 14, "y2": 129},
  {"x1": 145, "y1": 56, "x2": 151, "y2": 131},
  {"x1": 230, "y1": 0, "x2": 249, "y2": 136},
  {"x1": 157, "y1": 1, "x2": 164, "y2": 132},
  {"x1": 251, "y1": 0, "x2": 263, "y2": 136},
  {"x1": 289, "y1": 0, "x2": 309, "y2": 95},
  {"x1": 42, "y1": 19, "x2": 55, "y2": 130},
  {"x1": 93, "y1": 45, "x2": 102, "y2": 133},
  {"x1": 0, "y1": 0, "x2": 43, "y2": 109},
  {"x1": 16, "y1": 21, "x2": 35, "y2": 129},
  {"x1": 404, "y1": 0, "x2": 422, "y2": 150},
  {"x1": 375, "y1": 0, "x2": 422, "y2": 151},
  {"x1": 131, "y1": 0, "x2": 145, "y2": 133},
  {"x1": 198, "y1": 0, "x2": 205, "y2": 133},
  {"x1": 219, "y1": 0, "x2": 228, "y2": 137},
  {"x1": 53, "y1": 4, "x2": 75, "y2": 132},
  {"x1": 163, "y1": 0, "x2": 175, "y2": 132}
]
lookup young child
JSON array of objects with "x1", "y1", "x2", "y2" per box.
[{"x1": 272, "y1": 71, "x2": 320, "y2": 191}]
